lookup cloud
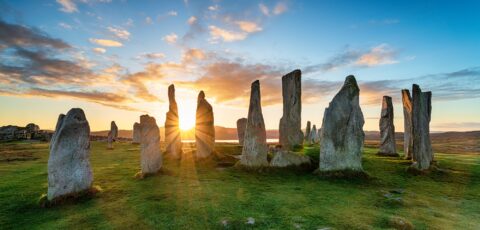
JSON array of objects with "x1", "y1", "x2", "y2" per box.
[
  {"x1": 56, "y1": 0, "x2": 78, "y2": 13},
  {"x1": 209, "y1": 25, "x2": 247, "y2": 42},
  {"x1": 89, "y1": 38, "x2": 123, "y2": 47},
  {"x1": 273, "y1": 2, "x2": 287, "y2": 15},
  {"x1": 235, "y1": 21, "x2": 262, "y2": 33},
  {"x1": 259, "y1": 3, "x2": 270, "y2": 16},
  {"x1": 182, "y1": 48, "x2": 206, "y2": 63},
  {"x1": 145, "y1": 17, "x2": 153, "y2": 24},
  {"x1": 163, "y1": 33, "x2": 178, "y2": 44},
  {"x1": 167, "y1": 11, "x2": 178, "y2": 16},
  {"x1": 107, "y1": 26, "x2": 130, "y2": 40},
  {"x1": 124, "y1": 18, "x2": 134, "y2": 27},
  {"x1": 187, "y1": 16, "x2": 197, "y2": 25},
  {"x1": 92, "y1": 47, "x2": 106, "y2": 54},
  {"x1": 304, "y1": 44, "x2": 398, "y2": 73},
  {"x1": 137, "y1": 52, "x2": 166, "y2": 60},
  {"x1": 0, "y1": 20, "x2": 70, "y2": 49},
  {"x1": 208, "y1": 5, "x2": 219, "y2": 11},
  {"x1": 58, "y1": 22, "x2": 72, "y2": 29}
]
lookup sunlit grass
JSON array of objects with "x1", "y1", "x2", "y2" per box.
[{"x1": 0, "y1": 141, "x2": 479, "y2": 229}]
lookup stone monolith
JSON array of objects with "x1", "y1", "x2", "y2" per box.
[
  {"x1": 239, "y1": 80, "x2": 269, "y2": 167},
  {"x1": 318, "y1": 75, "x2": 365, "y2": 173},
  {"x1": 279, "y1": 69, "x2": 304, "y2": 150},
  {"x1": 140, "y1": 115, "x2": 162, "y2": 175},
  {"x1": 132, "y1": 122, "x2": 141, "y2": 144},
  {"x1": 165, "y1": 84, "x2": 182, "y2": 159},
  {"x1": 310, "y1": 125, "x2": 318, "y2": 144},
  {"x1": 47, "y1": 108, "x2": 93, "y2": 200},
  {"x1": 378, "y1": 96, "x2": 398, "y2": 156},
  {"x1": 107, "y1": 121, "x2": 118, "y2": 149},
  {"x1": 401, "y1": 89, "x2": 413, "y2": 159},
  {"x1": 305, "y1": 121, "x2": 311, "y2": 144},
  {"x1": 236, "y1": 118, "x2": 247, "y2": 145},
  {"x1": 410, "y1": 84, "x2": 433, "y2": 171},
  {"x1": 195, "y1": 91, "x2": 215, "y2": 159}
]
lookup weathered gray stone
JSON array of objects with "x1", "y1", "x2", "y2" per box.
[
  {"x1": 140, "y1": 114, "x2": 162, "y2": 175},
  {"x1": 410, "y1": 84, "x2": 433, "y2": 171},
  {"x1": 378, "y1": 96, "x2": 398, "y2": 156},
  {"x1": 107, "y1": 121, "x2": 118, "y2": 149},
  {"x1": 236, "y1": 118, "x2": 247, "y2": 145},
  {"x1": 47, "y1": 108, "x2": 93, "y2": 200},
  {"x1": 195, "y1": 91, "x2": 215, "y2": 159},
  {"x1": 270, "y1": 150, "x2": 311, "y2": 167},
  {"x1": 279, "y1": 69, "x2": 304, "y2": 150},
  {"x1": 319, "y1": 75, "x2": 365, "y2": 172},
  {"x1": 132, "y1": 122, "x2": 141, "y2": 144},
  {"x1": 239, "y1": 80, "x2": 269, "y2": 167},
  {"x1": 304, "y1": 121, "x2": 311, "y2": 144},
  {"x1": 401, "y1": 89, "x2": 413, "y2": 159},
  {"x1": 165, "y1": 84, "x2": 182, "y2": 159},
  {"x1": 309, "y1": 125, "x2": 318, "y2": 144}
]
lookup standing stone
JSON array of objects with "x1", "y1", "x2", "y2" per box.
[
  {"x1": 236, "y1": 118, "x2": 247, "y2": 145},
  {"x1": 319, "y1": 75, "x2": 365, "y2": 173},
  {"x1": 195, "y1": 91, "x2": 215, "y2": 159},
  {"x1": 378, "y1": 96, "x2": 398, "y2": 156},
  {"x1": 239, "y1": 80, "x2": 269, "y2": 167},
  {"x1": 47, "y1": 108, "x2": 93, "y2": 201},
  {"x1": 317, "y1": 128, "x2": 322, "y2": 143},
  {"x1": 279, "y1": 69, "x2": 304, "y2": 150},
  {"x1": 139, "y1": 115, "x2": 162, "y2": 175},
  {"x1": 410, "y1": 84, "x2": 433, "y2": 171},
  {"x1": 107, "y1": 121, "x2": 118, "y2": 149},
  {"x1": 165, "y1": 84, "x2": 182, "y2": 159},
  {"x1": 309, "y1": 125, "x2": 318, "y2": 144},
  {"x1": 401, "y1": 89, "x2": 413, "y2": 160},
  {"x1": 305, "y1": 121, "x2": 311, "y2": 144},
  {"x1": 132, "y1": 122, "x2": 141, "y2": 144}
]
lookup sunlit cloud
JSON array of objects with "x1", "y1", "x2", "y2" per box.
[
  {"x1": 163, "y1": 33, "x2": 178, "y2": 44},
  {"x1": 355, "y1": 44, "x2": 397, "y2": 66},
  {"x1": 92, "y1": 47, "x2": 106, "y2": 54},
  {"x1": 89, "y1": 38, "x2": 123, "y2": 47},
  {"x1": 273, "y1": 2, "x2": 287, "y2": 15},
  {"x1": 137, "y1": 52, "x2": 166, "y2": 60},
  {"x1": 209, "y1": 25, "x2": 247, "y2": 42},
  {"x1": 259, "y1": 2, "x2": 287, "y2": 16},
  {"x1": 56, "y1": 0, "x2": 77, "y2": 13},
  {"x1": 235, "y1": 21, "x2": 262, "y2": 33},
  {"x1": 187, "y1": 16, "x2": 197, "y2": 25},
  {"x1": 107, "y1": 26, "x2": 130, "y2": 40}
]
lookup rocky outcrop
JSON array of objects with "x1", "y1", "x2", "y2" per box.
[
  {"x1": 305, "y1": 121, "x2": 311, "y2": 144},
  {"x1": 195, "y1": 91, "x2": 215, "y2": 159},
  {"x1": 132, "y1": 122, "x2": 141, "y2": 144},
  {"x1": 318, "y1": 75, "x2": 365, "y2": 173},
  {"x1": 107, "y1": 121, "x2": 118, "y2": 149},
  {"x1": 270, "y1": 150, "x2": 311, "y2": 167},
  {"x1": 236, "y1": 118, "x2": 247, "y2": 145},
  {"x1": 378, "y1": 96, "x2": 398, "y2": 156},
  {"x1": 410, "y1": 84, "x2": 433, "y2": 171},
  {"x1": 401, "y1": 89, "x2": 413, "y2": 159},
  {"x1": 279, "y1": 69, "x2": 304, "y2": 150},
  {"x1": 165, "y1": 84, "x2": 182, "y2": 159},
  {"x1": 140, "y1": 115, "x2": 162, "y2": 175},
  {"x1": 239, "y1": 80, "x2": 269, "y2": 167},
  {"x1": 47, "y1": 108, "x2": 93, "y2": 201}
]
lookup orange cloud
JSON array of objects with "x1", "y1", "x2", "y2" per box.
[{"x1": 89, "y1": 38, "x2": 123, "y2": 47}]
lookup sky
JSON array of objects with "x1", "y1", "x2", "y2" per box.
[{"x1": 0, "y1": 0, "x2": 479, "y2": 132}]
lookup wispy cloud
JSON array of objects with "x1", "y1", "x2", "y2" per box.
[
  {"x1": 137, "y1": 52, "x2": 166, "y2": 60},
  {"x1": 209, "y1": 25, "x2": 247, "y2": 42},
  {"x1": 163, "y1": 33, "x2": 178, "y2": 44},
  {"x1": 208, "y1": 5, "x2": 219, "y2": 11},
  {"x1": 235, "y1": 21, "x2": 262, "y2": 33},
  {"x1": 56, "y1": 0, "x2": 77, "y2": 13},
  {"x1": 89, "y1": 38, "x2": 123, "y2": 47},
  {"x1": 187, "y1": 16, "x2": 197, "y2": 25},
  {"x1": 355, "y1": 44, "x2": 397, "y2": 67},
  {"x1": 107, "y1": 26, "x2": 130, "y2": 40},
  {"x1": 259, "y1": 2, "x2": 287, "y2": 16},
  {"x1": 58, "y1": 22, "x2": 72, "y2": 29},
  {"x1": 145, "y1": 17, "x2": 153, "y2": 24},
  {"x1": 0, "y1": 20, "x2": 70, "y2": 49},
  {"x1": 92, "y1": 47, "x2": 106, "y2": 54}
]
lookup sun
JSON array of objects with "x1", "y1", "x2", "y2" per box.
[{"x1": 178, "y1": 99, "x2": 196, "y2": 131}]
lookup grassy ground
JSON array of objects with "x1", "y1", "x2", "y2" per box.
[{"x1": 0, "y1": 141, "x2": 479, "y2": 229}]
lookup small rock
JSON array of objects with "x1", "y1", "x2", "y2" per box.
[{"x1": 246, "y1": 217, "x2": 255, "y2": 225}]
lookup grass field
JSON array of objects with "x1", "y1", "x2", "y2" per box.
[{"x1": 1, "y1": 141, "x2": 479, "y2": 229}]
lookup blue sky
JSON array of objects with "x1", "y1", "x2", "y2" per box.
[{"x1": 0, "y1": 0, "x2": 479, "y2": 132}]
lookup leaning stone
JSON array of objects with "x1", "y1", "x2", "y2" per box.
[
  {"x1": 279, "y1": 69, "x2": 304, "y2": 150},
  {"x1": 165, "y1": 84, "x2": 182, "y2": 159},
  {"x1": 378, "y1": 96, "x2": 398, "y2": 156},
  {"x1": 132, "y1": 122, "x2": 141, "y2": 144},
  {"x1": 401, "y1": 89, "x2": 413, "y2": 160},
  {"x1": 236, "y1": 118, "x2": 247, "y2": 145},
  {"x1": 270, "y1": 150, "x2": 311, "y2": 167},
  {"x1": 195, "y1": 91, "x2": 215, "y2": 159},
  {"x1": 410, "y1": 84, "x2": 433, "y2": 171},
  {"x1": 238, "y1": 80, "x2": 269, "y2": 168},
  {"x1": 318, "y1": 75, "x2": 365, "y2": 173},
  {"x1": 139, "y1": 115, "x2": 162, "y2": 176},
  {"x1": 47, "y1": 108, "x2": 93, "y2": 201}
]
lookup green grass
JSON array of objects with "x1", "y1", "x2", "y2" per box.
[{"x1": 0, "y1": 141, "x2": 479, "y2": 229}]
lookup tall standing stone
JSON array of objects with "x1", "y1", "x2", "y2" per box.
[
  {"x1": 132, "y1": 122, "x2": 141, "y2": 144},
  {"x1": 236, "y1": 118, "x2": 247, "y2": 145},
  {"x1": 401, "y1": 89, "x2": 413, "y2": 159},
  {"x1": 107, "y1": 121, "x2": 118, "y2": 149},
  {"x1": 165, "y1": 84, "x2": 182, "y2": 159},
  {"x1": 319, "y1": 75, "x2": 365, "y2": 173},
  {"x1": 305, "y1": 121, "x2": 311, "y2": 144},
  {"x1": 195, "y1": 91, "x2": 215, "y2": 159},
  {"x1": 410, "y1": 84, "x2": 433, "y2": 171},
  {"x1": 47, "y1": 108, "x2": 93, "y2": 200},
  {"x1": 279, "y1": 69, "x2": 304, "y2": 150},
  {"x1": 139, "y1": 115, "x2": 162, "y2": 175},
  {"x1": 378, "y1": 96, "x2": 398, "y2": 156},
  {"x1": 239, "y1": 80, "x2": 269, "y2": 167},
  {"x1": 310, "y1": 125, "x2": 318, "y2": 144}
]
